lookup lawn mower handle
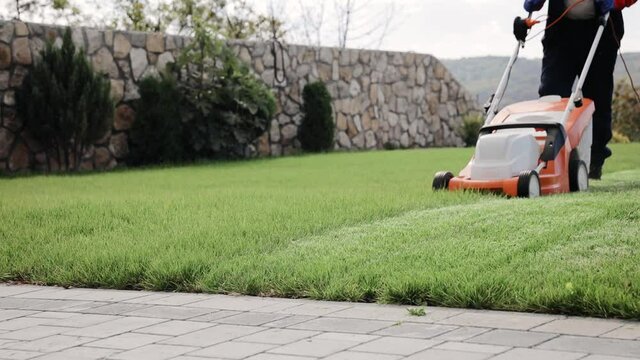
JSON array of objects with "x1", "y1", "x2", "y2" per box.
[
  {"x1": 484, "y1": 13, "x2": 534, "y2": 125},
  {"x1": 559, "y1": 12, "x2": 610, "y2": 126}
]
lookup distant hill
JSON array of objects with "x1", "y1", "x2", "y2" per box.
[{"x1": 443, "y1": 53, "x2": 640, "y2": 106}]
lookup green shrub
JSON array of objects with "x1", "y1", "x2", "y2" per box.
[
  {"x1": 458, "y1": 114, "x2": 484, "y2": 147},
  {"x1": 17, "y1": 28, "x2": 113, "y2": 171},
  {"x1": 128, "y1": 75, "x2": 186, "y2": 166},
  {"x1": 299, "y1": 82, "x2": 334, "y2": 152},
  {"x1": 612, "y1": 80, "x2": 640, "y2": 142},
  {"x1": 612, "y1": 130, "x2": 631, "y2": 144},
  {"x1": 175, "y1": 25, "x2": 276, "y2": 159}
]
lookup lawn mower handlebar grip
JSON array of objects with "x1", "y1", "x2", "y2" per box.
[{"x1": 513, "y1": 15, "x2": 540, "y2": 42}]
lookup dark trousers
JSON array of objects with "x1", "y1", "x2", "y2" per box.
[{"x1": 539, "y1": 15, "x2": 622, "y2": 168}]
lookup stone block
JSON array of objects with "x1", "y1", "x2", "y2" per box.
[
  {"x1": 92, "y1": 47, "x2": 119, "y2": 78},
  {"x1": 86, "y1": 28, "x2": 103, "y2": 54},
  {"x1": 129, "y1": 32, "x2": 146, "y2": 47},
  {"x1": 8, "y1": 140, "x2": 29, "y2": 171},
  {"x1": 146, "y1": 33, "x2": 164, "y2": 53},
  {"x1": 280, "y1": 124, "x2": 297, "y2": 144},
  {"x1": 0, "y1": 45, "x2": 10, "y2": 69},
  {"x1": 12, "y1": 37, "x2": 31, "y2": 65},
  {"x1": 0, "y1": 71, "x2": 11, "y2": 90},
  {"x1": 110, "y1": 79, "x2": 125, "y2": 103},
  {"x1": 113, "y1": 33, "x2": 131, "y2": 59},
  {"x1": 0, "y1": 128, "x2": 15, "y2": 158},
  {"x1": 0, "y1": 22, "x2": 15, "y2": 43},
  {"x1": 14, "y1": 22, "x2": 29, "y2": 36},
  {"x1": 71, "y1": 28, "x2": 84, "y2": 49},
  {"x1": 156, "y1": 52, "x2": 174, "y2": 72},
  {"x1": 130, "y1": 47, "x2": 148, "y2": 81}
]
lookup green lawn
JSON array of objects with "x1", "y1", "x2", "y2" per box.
[{"x1": 1, "y1": 144, "x2": 639, "y2": 318}]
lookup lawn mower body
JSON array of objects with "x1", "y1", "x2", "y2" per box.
[
  {"x1": 433, "y1": 13, "x2": 609, "y2": 197},
  {"x1": 447, "y1": 97, "x2": 594, "y2": 197}
]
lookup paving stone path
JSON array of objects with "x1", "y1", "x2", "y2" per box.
[{"x1": 1, "y1": 285, "x2": 639, "y2": 360}]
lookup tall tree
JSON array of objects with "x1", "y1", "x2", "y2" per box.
[
  {"x1": 294, "y1": 0, "x2": 397, "y2": 49},
  {"x1": 6, "y1": 0, "x2": 84, "y2": 24}
]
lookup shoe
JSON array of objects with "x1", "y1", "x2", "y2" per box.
[{"x1": 589, "y1": 165, "x2": 602, "y2": 180}]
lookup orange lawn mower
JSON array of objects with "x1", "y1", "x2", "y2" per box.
[{"x1": 432, "y1": 12, "x2": 611, "y2": 198}]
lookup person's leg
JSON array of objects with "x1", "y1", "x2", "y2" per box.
[
  {"x1": 538, "y1": 34, "x2": 578, "y2": 98},
  {"x1": 582, "y1": 27, "x2": 618, "y2": 179},
  {"x1": 538, "y1": 21, "x2": 580, "y2": 97}
]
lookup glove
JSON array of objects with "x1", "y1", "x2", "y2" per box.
[
  {"x1": 615, "y1": 0, "x2": 638, "y2": 10},
  {"x1": 594, "y1": 0, "x2": 614, "y2": 14},
  {"x1": 524, "y1": 0, "x2": 546, "y2": 12},
  {"x1": 514, "y1": 17, "x2": 529, "y2": 42}
]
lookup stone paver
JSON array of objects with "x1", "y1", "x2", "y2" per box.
[
  {"x1": 439, "y1": 311, "x2": 561, "y2": 330},
  {"x1": 350, "y1": 337, "x2": 440, "y2": 355},
  {"x1": 267, "y1": 332, "x2": 376, "y2": 358},
  {"x1": 86, "y1": 332, "x2": 169, "y2": 350},
  {"x1": 467, "y1": 329, "x2": 558, "y2": 347},
  {"x1": 532, "y1": 318, "x2": 624, "y2": 337},
  {"x1": 134, "y1": 320, "x2": 214, "y2": 336},
  {"x1": 434, "y1": 341, "x2": 511, "y2": 354},
  {"x1": 160, "y1": 324, "x2": 262, "y2": 347},
  {"x1": 188, "y1": 341, "x2": 276, "y2": 359},
  {"x1": 289, "y1": 317, "x2": 393, "y2": 334},
  {"x1": 32, "y1": 346, "x2": 121, "y2": 360},
  {"x1": 217, "y1": 312, "x2": 289, "y2": 326},
  {"x1": 537, "y1": 335, "x2": 640, "y2": 357},
  {"x1": 237, "y1": 328, "x2": 319, "y2": 345},
  {"x1": 373, "y1": 323, "x2": 458, "y2": 338},
  {"x1": 601, "y1": 323, "x2": 640, "y2": 340},
  {"x1": 405, "y1": 348, "x2": 491, "y2": 360},
  {"x1": 1, "y1": 284, "x2": 639, "y2": 359},
  {"x1": 108, "y1": 344, "x2": 197, "y2": 360},
  {"x1": 490, "y1": 348, "x2": 585, "y2": 360}
]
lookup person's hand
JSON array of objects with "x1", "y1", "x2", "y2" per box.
[
  {"x1": 524, "y1": 0, "x2": 546, "y2": 12},
  {"x1": 614, "y1": 0, "x2": 638, "y2": 10},
  {"x1": 594, "y1": 0, "x2": 614, "y2": 14}
]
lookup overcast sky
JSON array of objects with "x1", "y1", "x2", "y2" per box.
[
  {"x1": 4, "y1": 0, "x2": 640, "y2": 59},
  {"x1": 256, "y1": 0, "x2": 640, "y2": 59}
]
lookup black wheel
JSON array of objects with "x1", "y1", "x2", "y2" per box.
[
  {"x1": 432, "y1": 171, "x2": 454, "y2": 191},
  {"x1": 569, "y1": 159, "x2": 589, "y2": 192},
  {"x1": 517, "y1": 170, "x2": 541, "y2": 198}
]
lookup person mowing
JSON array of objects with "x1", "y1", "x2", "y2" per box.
[{"x1": 523, "y1": 0, "x2": 636, "y2": 179}]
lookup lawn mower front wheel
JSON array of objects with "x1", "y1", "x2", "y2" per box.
[
  {"x1": 517, "y1": 170, "x2": 541, "y2": 198},
  {"x1": 433, "y1": 171, "x2": 454, "y2": 191}
]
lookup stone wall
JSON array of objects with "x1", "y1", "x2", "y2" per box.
[{"x1": 0, "y1": 20, "x2": 477, "y2": 173}]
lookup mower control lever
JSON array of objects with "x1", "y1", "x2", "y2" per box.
[{"x1": 513, "y1": 16, "x2": 540, "y2": 43}]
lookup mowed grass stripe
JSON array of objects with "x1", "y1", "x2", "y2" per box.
[{"x1": 0, "y1": 144, "x2": 639, "y2": 318}]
